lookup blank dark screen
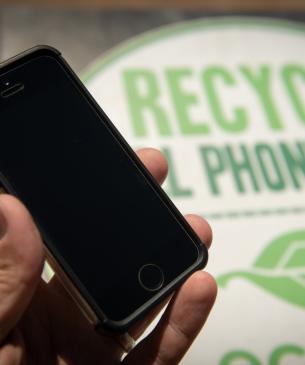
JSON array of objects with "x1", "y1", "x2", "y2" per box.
[{"x1": 0, "y1": 55, "x2": 200, "y2": 322}]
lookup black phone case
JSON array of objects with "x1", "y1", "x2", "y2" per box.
[{"x1": 0, "y1": 45, "x2": 208, "y2": 332}]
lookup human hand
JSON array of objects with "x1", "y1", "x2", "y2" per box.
[{"x1": 0, "y1": 148, "x2": 217, "y2": 365}]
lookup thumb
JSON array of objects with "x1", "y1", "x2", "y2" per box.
[{"x1": 0, "y1": 194, "x2": 44, "y2": 343}]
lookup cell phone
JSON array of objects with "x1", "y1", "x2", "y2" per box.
[{"x1": 0, "y1": 46, "x2": 208, "y2": 332}]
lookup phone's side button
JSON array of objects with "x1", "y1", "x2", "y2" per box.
[{"x1": 138, "y1": 264, "x2": 164, "y2": 292}]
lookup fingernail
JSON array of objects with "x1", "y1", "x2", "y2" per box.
[{"x1": 0, "y1": 202, "x2": 8, "y2": 239}]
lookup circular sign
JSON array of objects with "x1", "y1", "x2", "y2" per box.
[{"x1": 83, "y1": 17, "x2": 305, "y2": 365}]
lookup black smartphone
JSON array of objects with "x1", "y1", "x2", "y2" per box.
[{"x1": 0, "y1": 46, "x2": 208, "y2": 332}]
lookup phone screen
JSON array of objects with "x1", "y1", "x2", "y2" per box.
[{"x1": 0, "y1": 54, "x2": 202, "y2": 323}]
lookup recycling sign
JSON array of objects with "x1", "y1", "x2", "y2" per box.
[
  {"x1": 219, "y1": 230, "x2": 305, "y2": 310},
  {"x1": 83, "y1": 17, "x2": 305, "y2": 365}
]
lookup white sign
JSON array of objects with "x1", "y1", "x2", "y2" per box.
[{"x1": 83, "y1": 17, "x2": 305, "y2": 365}]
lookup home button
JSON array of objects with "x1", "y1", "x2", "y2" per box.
[{"x1": 138, "y1": 264, "x2": 164, "y2": 291}]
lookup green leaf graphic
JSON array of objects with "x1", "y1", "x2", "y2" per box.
[
  {"x1": 254, "y1": 230, "x2": 305, "y2": 269},
  {"x1": 217, "y1": 230, "x2": 305, "y2": 309}
]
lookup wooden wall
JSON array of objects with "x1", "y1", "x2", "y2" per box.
[{"x1": 1, "y1": 0, "x2": 305, "y2": 11}]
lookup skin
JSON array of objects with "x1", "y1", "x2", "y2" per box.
[{"x1": 0, "y1": 148, "x2": 217, "y2": 365}]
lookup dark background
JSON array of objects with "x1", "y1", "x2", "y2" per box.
[{"x1": 1, "y1": 5, "x2": 305, "y2": 74}]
